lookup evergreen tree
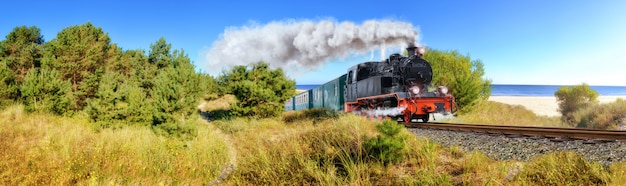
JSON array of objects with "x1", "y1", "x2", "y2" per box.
[
  {"x1": 0, "y1": 26, "x2": 45, "y2": 106},
  {"x1": 0, "y1": 63, "x2": 18, "y2": 107},
  {"x1": 148, "y1": 37, "x2": 173, "y2": 69},
  {"x1": 20, "y1": 67, "x2": 72, "y2": 114},
  {"x1": 218, "y1": 62, "x2": 296, "y2": 118},
  {"x1": 85, "y1": 71, "x2": 125, "y2": 127},
  {"x1": 151, "y1": 48, "x2": 211, "y2": 138},
  {"x1": 0, "y1": 25, "x2": 45, "y2": 83},
  {"x1": 42, "y1": 22, "x2": 111, "y2": 111}
]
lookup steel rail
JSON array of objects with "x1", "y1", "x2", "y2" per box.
[{"x1": 404, "y1": 122, "x2": 626, "y2": 141}]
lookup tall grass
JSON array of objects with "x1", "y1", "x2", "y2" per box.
[
  {"x1": 0, "y1": 105, "x2": 229, "y2": 185},
  {"x1": 3, "y1": 104, "x2": 626, "y2": 185},
  {"x1": 447, "y1": 101, "x2": 566, "y2": 127}
]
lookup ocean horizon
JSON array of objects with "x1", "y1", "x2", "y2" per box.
[{"x1": 295, "y1": 84, "x2": 626, "y2": 96}]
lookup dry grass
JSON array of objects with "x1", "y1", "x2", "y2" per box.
[
  {"x1": 198, "y1": 94, "x2": 237, "y2": 112},
  {"x1": 446, "y1": 101, "x2": 567, "y2": 127},
  {"x1": 3, "y1": 102, "x2": 626, "y2": 185},
  {"x1": 0, "y1": 105, "x2": 229, "y2": 185}
]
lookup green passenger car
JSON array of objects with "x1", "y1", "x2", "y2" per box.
[{"x1": 310, "y1": 74, "x2": 347, "y2": 111}]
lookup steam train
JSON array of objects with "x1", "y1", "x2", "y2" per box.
[{"x1": 284, "y1": 45, "x2": 456, "y2": 122}]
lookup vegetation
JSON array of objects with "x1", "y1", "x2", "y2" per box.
[
  {"x1": 363, "y1": 120, "x2": 408, "y2": 165},
  {"x1": 423, "y1": 49, "x2": 492, "y2": 113},
  {"x1": 573, "y1": 98, "x2": 626, "y2": 129},
  {"x1": 282, "y1": 107, "x2": 339, "y2": 123},
  {"x1": 217, "y1": 62, "x2": 296, "y2": 118},
  {"x1": 554, "y1": 83, "x2": 599, "y2": 125},
  {"x1": 446, "y1": 100, "x2": 567, "y2": 127},
  {"x1": 0, "y1": 23, "x2": 225, "y2": 138},
  {"x1": 0, "y1": 105, "x2": 229, "y2": 185},
  {"x1": 3, "y1": 99, "x2": 626, "y2": 184}
]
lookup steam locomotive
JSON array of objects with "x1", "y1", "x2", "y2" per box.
[{"x1": 285, "y1": 45, "x2": 456, "y2": 123}]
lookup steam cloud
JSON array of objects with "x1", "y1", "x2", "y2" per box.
[{"x1": 203, "y1": 19, "x2": 420, "y2": 75}]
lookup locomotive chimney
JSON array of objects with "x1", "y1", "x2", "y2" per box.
[{"x1": 406, "y1": 44, "x2": 417, "y2": 57}]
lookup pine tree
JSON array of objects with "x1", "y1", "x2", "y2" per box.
[
  {"x1": 0, "y1": 63, "x2": 18, "y2": 107},
  {"x1": 0, "y1": 25, "x2": 45, "y2": 83},
  {"x1": 148, "y1": 37, "x2": 173, "y2": 69},
  {"x1": 151, "y1": 48, "x2": 212, "y2": 138},
  {"x1": 20, "y1": 67, "x2": 72, "y2": 114},
  {"x1": 42, "y1": 22, "x2": 111, "y2": 111}
]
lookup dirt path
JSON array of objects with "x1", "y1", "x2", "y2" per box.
[{"x1": 207, "y1": 123, "x2": 237, "y2": 185}]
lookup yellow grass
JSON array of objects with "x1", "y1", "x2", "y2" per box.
[
  {"x1": 3, "y1": 102, "x2": 626, "y2": 185},
  {"x1": 0, "y1": 105, "x2": 229, "y2": 185},
  {"x1": 446, "y1": 101, "x2": 567, "y2": 127}
]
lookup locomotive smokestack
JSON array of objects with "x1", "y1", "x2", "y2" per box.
[{"x1": 406, "y1": 44, "x2": 417, "y2": 57}]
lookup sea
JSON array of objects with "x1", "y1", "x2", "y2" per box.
[{"x1": 296, "y1": 84, "x2": 626, "y2": 96}]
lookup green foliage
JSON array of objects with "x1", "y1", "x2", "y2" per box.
[
  {"x1": 85, "y1": 71, "x2": 154, "y2": 128},
  {"x1": 423, "y1": 49, "x2": 491, "y2": 113},
  {"x1": 363, "y1": 120, "x2": 408, "y2": 165},
  {"x1": 42, "y1": 22, "x2": 112, "y2": 111},
  {"x1": 150, "y1": 46, "x2": 211, "y2": 138},
  {"x1": 574, "y1": 98, "x2": 626, "y2": 129},
  {"x1": 20, "y1": 68, "x2": 72, "y2": 114},
  {"x1": 0, "y1": 25, "x2": 44, "y2": 83},
  {"x1": 554, "y1": 83, "x2": 598, "y2": 125},
  {"x1": 0, "y1": 63, "x2": 19, "y2": 108},
  {"x1": 148, "y1": 37, "x2": 173, "y2": 69},
  {"x1": 218, "y1": 62, "x2": 296, "y2": 118}
]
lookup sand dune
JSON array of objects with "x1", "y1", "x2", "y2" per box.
[{"x1": 488, "y1": 96, "x2": 626, "y2": 117}]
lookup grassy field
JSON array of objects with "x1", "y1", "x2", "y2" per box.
[
  {"x1": 2, "y1": 101, "x2": 626, "y2": 185},
  {"x1": 0, "y1": 105, "x2": 229, "y2": 185}
]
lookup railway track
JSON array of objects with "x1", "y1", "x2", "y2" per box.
[{"x1": 403, "y1": 122, "x2": 626, "y2": 141}]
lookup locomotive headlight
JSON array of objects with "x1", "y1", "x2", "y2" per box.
[
  {"x1": 438, "y1": 86, "x2": 449, "y2": 95},
  {"x1": 410, "y1": 86, "x2": 420, "y2": 95}
]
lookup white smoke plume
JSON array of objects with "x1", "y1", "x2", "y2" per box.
[{"x1": 203, "y1": 19, "x2": 419, "y2": 75}]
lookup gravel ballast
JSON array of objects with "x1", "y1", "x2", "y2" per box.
[{"x1": 409, "y1": 128, "x2": 626, "y2": 167}]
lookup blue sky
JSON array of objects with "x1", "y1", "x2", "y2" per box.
[{"x1": 3, "y1": 0, "x2": 626, "y2": 86}]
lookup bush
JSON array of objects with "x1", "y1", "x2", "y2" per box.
[
  {"x1": 574, "y1": 98, "x2": 626, "y2": 129},
  {"x1": 363, "y1": 120, "x2": 408, "y2": 165},
  {"x1": 554, "y1": 83, "x2": 598, "y2": 125},
  {"x1": 218, "y1": 62, "x2": 296, "y2": 118}
]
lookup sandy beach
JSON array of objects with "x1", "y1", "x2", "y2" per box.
[{"x1": 488, "y1": 96, "x2": 626, "y2": 117}]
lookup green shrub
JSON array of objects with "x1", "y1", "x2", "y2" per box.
[
  {"x1": 423, "y1": 49, "x2": 492, "y2": 113},
  {"x1": 554, "y1": 83, "x2": 598, "y2": 125},
  {"x1": 363, "y1": 120, "x2": 408, "y2": 165},
  {"x1": 574, "y1": 98, "x2": 626, "y2": 129},
  {"x1": 217, "y1": 62, "x2": 296, "y2": 118}
]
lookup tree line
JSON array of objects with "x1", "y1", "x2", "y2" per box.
[{"x1": 0, "y1": 23, "x2": 298, "y2": 138}]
